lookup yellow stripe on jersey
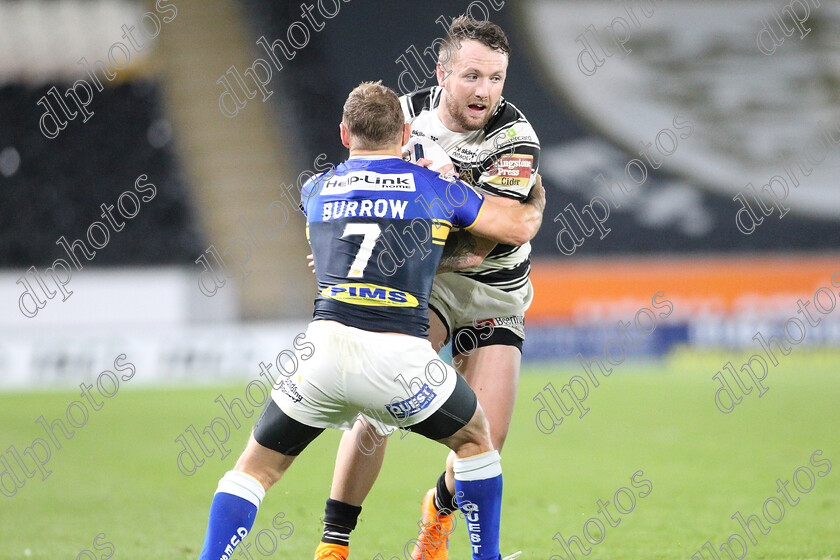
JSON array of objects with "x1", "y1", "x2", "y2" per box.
[
  {"x1": 463, "y1": 201, "x2": 485, "y2": 231},
  {"x1": 432, "y1": 219, "x2": 451, "y2": 245}
]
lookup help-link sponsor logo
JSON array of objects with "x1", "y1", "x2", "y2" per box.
[
  {"x1": 320, "y1": 283, "x2": 418, "y2": 307},
  {"x1": 321, "y1": 172, "x2": 417, "y2": 194}
]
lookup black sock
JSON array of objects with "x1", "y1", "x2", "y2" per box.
[
  {"x1": 322, "y1": 499, "x2": 362, "y2": 546},
  {"x1": 433, "y1": 471, "x2": 456, "y2": 515}
]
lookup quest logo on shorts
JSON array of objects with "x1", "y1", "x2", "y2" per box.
[
  {"x1": 320, "y1": 283, "x2": 418, "y2": 307},
  {"x1": 386, "y1": 383, "x2": 437, "y2": 420}
]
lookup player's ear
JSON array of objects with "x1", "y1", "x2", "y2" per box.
[
  {"x1": 436, "y1": 61, "x2": 449, "y2": 87},
  {"x1": 340, "y1": 122, "x2": 351, "y2": 149},
  {"x1": 401, "y1": 123, "x2": 411, "y2": 146}
]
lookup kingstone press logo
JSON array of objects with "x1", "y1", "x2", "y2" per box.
[
  {"x1": 489, "y1": 154, "x2": 533, "y2": 188},
  {"x1": 492, "y1": 155, "x2": 532, "y2": 174}
]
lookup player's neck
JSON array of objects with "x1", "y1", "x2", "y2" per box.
[
  {"x1": 436, "y1": 104, "x2": 467, "y2": 134},
  {"x1": 348, "y1": 147, "x2": 402, "y2": 158}
]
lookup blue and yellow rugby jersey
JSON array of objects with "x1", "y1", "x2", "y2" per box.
[{"x1": 301, "y1": 155, "x2": 485, "y2": 337}]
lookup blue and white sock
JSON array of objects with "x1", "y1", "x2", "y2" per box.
[
  {"x1": 198, "y1": 470, "x2": 266, "y2": 560},
  {"x1": 454, "y1": 450, "x2": 503, "y2": 560}
]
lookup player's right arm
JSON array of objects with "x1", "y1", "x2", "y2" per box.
[
  {"x1": 465, "y1": 174, "x2": 545, "y2": 247},
  {"x1": 437, "y1": 230, "x2": 484, "y2": 272}
]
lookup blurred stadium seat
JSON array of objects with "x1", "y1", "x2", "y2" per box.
[{"x1": 0, "y1": 81, "x2": 202, "y2": 267}]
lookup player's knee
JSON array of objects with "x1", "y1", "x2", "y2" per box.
[
  {"x1": 234, "y1": 467, "x2": 274, "y2": 492},
  {"x1": 233, "y1": 439, "x2": 294, "y2": 490},
  {"x1": 231, "y1": 461, "x2": 284, "y2": 491},
  {"x1": 460, "y1": 405, "x2": 493, "y2": 453},
  {"x1": 490, "y1": 428, "x2": 509, "y2": 453},
  {"x1": 483, "y1": 407, "x2": 513, "y2": 452}
]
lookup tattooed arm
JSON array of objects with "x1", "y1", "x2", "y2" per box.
[
  {"x1": 437, "y1": 173, "x2": 546, "y2": 273},
  {"x1": 437, "y1": 230, "x2": 495, "y2": 273},
  {"x1": 442, "y1": 173, "x2": 545, "y2": 273}
]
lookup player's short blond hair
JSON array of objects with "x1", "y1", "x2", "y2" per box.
[{"x1": 342, "y1": 81, "x2": 404, "y2": 150}]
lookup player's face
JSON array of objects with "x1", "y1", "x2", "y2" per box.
[{"x1": 437, "y1": 40, "x2": 508, "y2": 133}]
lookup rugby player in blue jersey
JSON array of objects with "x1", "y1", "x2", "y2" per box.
[
  {"x1": 321, "y1": 16, "x2": 544, "y2": 560},
  {"x1": 195, "y1": 81, "x2": 544, "y2": 560}
]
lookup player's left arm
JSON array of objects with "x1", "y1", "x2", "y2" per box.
[
  {"x1": 437, "y1": 127, "x2": 542, "y2": 272},
  {"x1": 438, "y1": 229, "x2": 483, "y2": 273},
  {"x1": 437, "y1": 171, "x2": 544, "y2": 273},
  {"x1": 466, "y1": 174, "x2": 545, "y2": 245},
  {"x1": 437, "y1": 196, "x2": 518, "y2": 273}
]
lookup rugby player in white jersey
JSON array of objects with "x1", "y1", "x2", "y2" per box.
[
  {"x1": 194, "y1": 81, "x2": 545, "y2": 560},
  {"x1": 317, "y1": 15, "x2": 543, "y2": 560}
]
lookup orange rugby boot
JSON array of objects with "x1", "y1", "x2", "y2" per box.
[
  {"x1": 411, "y1": 488, "x2": 453, "y2": 560},
  {"x1": 314, "y1": 542, "x2": 349, "y2": 560}
]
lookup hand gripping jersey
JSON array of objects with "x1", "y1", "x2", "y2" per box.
[
  {"x1": 400, "y1": 86, "x2": 540, "y2": 293},
  {"x1": 301, "y1": 156, "x2": 485, "y2": 338}
]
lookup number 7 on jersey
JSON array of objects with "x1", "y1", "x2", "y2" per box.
[{"x1": 341, "y1": 223, "x2": 381, "y2": 278}]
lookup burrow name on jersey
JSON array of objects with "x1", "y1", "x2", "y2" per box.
[
  {"x1": 320, "y1": 283, "x2": 419, "y2": 308},
  {"x1": 322, "y1": 199, "x2": 409, "y2": 221}
]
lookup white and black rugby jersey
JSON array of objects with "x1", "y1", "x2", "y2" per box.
[{"x1": 400, "y1": 86, "x2": 540, "y2": 293}]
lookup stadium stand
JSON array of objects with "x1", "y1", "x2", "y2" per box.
[
  {"x1": 238, "y1": 0, "x2": 345, "y2": 166},
  {"x1": 0, "y1": 0, "x2": 203, "y2": 268},
  {"x1": 0, "y1": 81, "x2": 203, "y2": 268}
]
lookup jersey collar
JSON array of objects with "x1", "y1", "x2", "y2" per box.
[{"x1": 347, "y1": 155, "x2": 402, "y2": 160}]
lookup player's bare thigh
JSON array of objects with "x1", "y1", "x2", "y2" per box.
[
  {"x1": 428, "y1": 308, "x2": 449, "y2": 352},
  {"x1": 454, "y1": 344, "x2": 520, "y2": 451},
  {"x1": 430, "y1": 309, "x2": 521, "y2": 452}
]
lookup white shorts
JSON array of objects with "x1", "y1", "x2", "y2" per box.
[
  {"x1": 429, "y1": 272, "x2": 533, "y2": 342},
  {"x1": 272, "y1": 320, "x2": 459, "y2": 433}
]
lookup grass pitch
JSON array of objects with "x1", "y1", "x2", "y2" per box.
[{"x1": 1, "y1": 350, "x2": 838, "y2": 559}]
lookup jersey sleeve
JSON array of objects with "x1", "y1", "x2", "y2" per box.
[
  {"x1": 400, "y1": 87, "x2": 435, "y2": 123},
  {"x1": 301, "y1": 170, "x2": 336, "y2": 216},
  {"x1": 446, "y1": 178, "x2": 485, "y2": 230},
  {"x1": 300, "y1": 182, "x2": 311, "y2": 217},
  {"x1": 476, "y1": 123, "x2": 540, "y2": 201},
  {"x1": 399, "y1": 95, "x2": 411, "y2": 123}
]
